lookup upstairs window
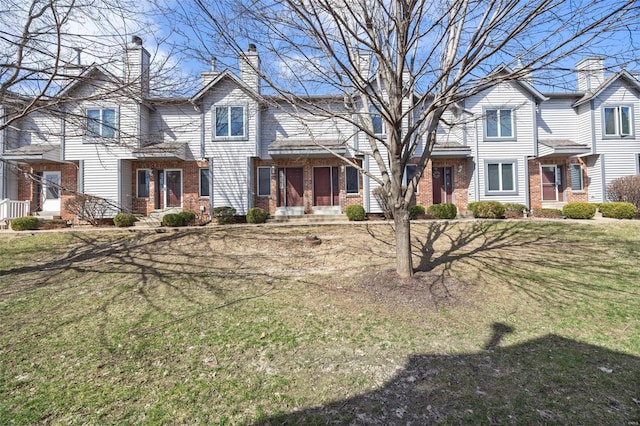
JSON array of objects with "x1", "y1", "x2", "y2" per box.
[
  {"x1": 603, "y1": 106, "x2": 631, "y2": 137},
  {"x1": 215, "y1": 106, "x2": 245, "y2": 138},
  {"x1": 370, "y1": 105, "x2": 385, "y2": 135},
  {"x1": 87, "y1": 108, "x2": 116, "y2": 138},
  {"x1": 485, "y1": 109, "x2": 514, "y2": 139}
]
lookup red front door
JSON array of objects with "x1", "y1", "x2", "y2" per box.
[
  {"x1": 278, "y1": 168, "x2": 304, "y2": 207},
  {"x1": 432, "y1": 167, "x2": 453, "y2": 204},
  {"x1": 165, "y1": 170, "x2": 182, "y2": 207},
  {"x1": 313, "y1": 167, "x2": 339, "y2": 206}
]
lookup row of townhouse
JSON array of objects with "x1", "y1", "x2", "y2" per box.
[{"x1": 1, "y1": 38, "x2": 640, "y2": 222}]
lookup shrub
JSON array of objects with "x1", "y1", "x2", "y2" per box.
[
  {"x1": 427, "y1": 203, "x2": 457, "y2": 219},
  {"x1": 345, "y1": 204, "x2": 366, "y2": 221},
  {"x1": 409, "y1": 205, "x2": 426, "y2": 220},
  {"x1": 532, "y1": 208, "x2": 563, "y2": 219},
  {"x1": 562, "y1": 202, "x2": 597, "y2": 219},
  {"x1": 63, "y1": 194, "x2": 114, "y2": 226},
  {"x1": 246, "y1": 207, "x2": 269, "y2": 224},
  {"x1": 599, "y1": 202, "x2": 637, "y2": 219},
  {"x1": 213, "y1": 206, "x2": 236, "y2": 225},
  {"x1": 113, "y1": 213, "x2": 137, "y2": 227},
  {"x1": 178, "y1": 211, "x2": 196, "y2": 225},
  {"x1": 10, "y1": 216, "x2": 39, "y2": 231},
  {"x1": 467, "y1": 201, "x2": 505, "y2": 219},
  {"x1": 162, "y1": 213, "x2": 186, "y2": 227},
  {"x1": 503, "y1": 203, "x2": 529, "y2": 219},
  {"x1": 372, "y1": 187, "x2": 393, "y2": 219},
  {"x1": 607, "y1": 174, "x2": 640, "y2": 211}
]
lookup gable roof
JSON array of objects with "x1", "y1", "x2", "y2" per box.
[
  {"x1": 486, "y1": 64, "x2": 549, "y2": 103},
  {"x1": 573, "y1": 70, "x2": 640, "y2": 107},
  {"x1": 189, "y1": 69, "x2": 265, "y2": 104}
]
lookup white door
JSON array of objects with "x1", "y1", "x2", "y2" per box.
[{"x1": 42, "y1": 171, "x2": 61, "y2": 212}]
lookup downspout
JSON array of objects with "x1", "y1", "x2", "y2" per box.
[
  {"x1": 523, "y1": 155, "x2": 530, "y2": 209},
  {"x1": 363, "y1": 155, "x2": 370, "y2": 211},
  {"x1": 474, "y1": 118, "x2": 480, "y2": 202},
  {"x1": 0, "y1": 105, "x2": 5, "y2": 199}
]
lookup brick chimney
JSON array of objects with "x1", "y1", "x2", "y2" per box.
[
  {"x1": 576, "y1": 57, "x2": 605, "y2": 92},
  {"x1": 239, "y1": 44, "x2": 260, "y2": 93},
  {"x1": 124, "y1": 35, "x2": 151, "y2": 97}
]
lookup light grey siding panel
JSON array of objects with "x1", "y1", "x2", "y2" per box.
[
  {"x1": 150, "y1": 104, "x2": 201, "y2": 158},
  {"x1": 119, "y1": 159, "x2": 132, "y2": 212},
  {"x1": 83, "y1": 157, "x2": 121, "y2": 216},
  {"x1": 586, "y1": 154, "x2": 604, "y2": 203},
  {"x1": 538, "y1": 98, "x2": 578, "y2": 140}
]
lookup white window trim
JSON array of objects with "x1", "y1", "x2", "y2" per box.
[
  {"x1": 603, "y1": 105, "x2": 634, "y2": 138},
  {"x1": 85, "y1": 107, "x2": 118, "y2": 141},
  {"x1": 213, "y1": 105, "x2": 247, "y2": 139},
  {"x1": 484, "y1": 159, "x2": 518, "y2": 195},
  {"x1": 136, "y1": 168, "x2": 151, "y2": 199},
  {"x1": 257, "y1": 167, "x2": 271, "y2": 197},
  {"x1": 370, "y1": 105, "x2": 386, "y2": 136},
  {"x1": 570, "y1": 164, "x2": 584, "y2": 192},
  {"x1": 345, "y1": 166, "x2": 360, "y2": 195},
  {"x1": 199, "y1": 168, "x2": 210, "y2": 198},
  {"x1": 483, "y1": 107, "x2": 516, "y2": 140}
]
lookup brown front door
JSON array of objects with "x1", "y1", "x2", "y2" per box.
[
  {"x1": 432, "y1": 167, "x2": 453, "y2": 204},
  {"x1": 165, "y1": 170, "x2": 182, "y2": 207},
  {"x1": 313, "y1": 167, "x2": 339, "y2": 206},
  {"x1": 278, "y1": 167, "x2": 304, "y2": 207},
  {"x1": 541, "y1": 165, "x2": 563, "y2": 201}
]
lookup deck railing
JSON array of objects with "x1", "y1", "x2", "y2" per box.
[{"x1": 0, "y1": 199, "x2": 31, "y2": 221}]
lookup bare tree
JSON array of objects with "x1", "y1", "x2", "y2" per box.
[{"x1": 163, "y1": 0, "x2": 639, "y2": 277}]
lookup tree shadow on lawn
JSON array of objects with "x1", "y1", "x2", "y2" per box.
[{"x1": 254, "y1": 322, "x2": 640, "y2": 425}]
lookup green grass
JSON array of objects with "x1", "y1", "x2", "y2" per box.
[{"x1": 0, "y1": 222, "x2": 639, "y2": 424}]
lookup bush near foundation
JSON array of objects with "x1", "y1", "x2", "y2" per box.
[
  {"x1": 503, "y1": 203, "x2": 529, "y2": 219},
  {"x1": 213, "y1": 206, "x2": 236, "y2": 224},
  {"x1": 467, "y1": 201, "x2": 505, "y2": 219},
  {"x1": 409, "y1": 205, "x2": 426, "y2": 220},
  {"x1": 607, "y1": 174, "x2": 640, "y2": 211},
  {"x1": 599, "y1": 202, "x2": 637, "y2": 219},
  {"x1": 10, "y1": 216, "x2": 39, "y2": 231},
  {"x1": 531, "y1": 208, "x2": 563, "y2": 219},
  {"x1": 113, "y1": 213, "x2": 137, "y2": 227},
  {"x1": 178, "y1": 211, "x2": 196, "y2": 225},
  {"x1": 345, "y1": 204, "x2": 366, "y2": 221},
  {"x1": 562, "y1": 202, "x2": 597, "y2": 219},
  {"x1": 162, "y1": 213, "x2": 186, "y2": 227},
  {"x1": 427, "y1": 203, "x2": 457, "y2": 219},
  {"x1": 246, "y1": 207, "x2": 269, "y2": 224}
]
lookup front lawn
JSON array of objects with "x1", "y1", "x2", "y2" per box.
[{"x1": 1, "y1": 221, "x2": 638, "y2": 424}]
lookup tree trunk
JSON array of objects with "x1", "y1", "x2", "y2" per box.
[{"x1": 393, "y1": 207, "x2": 413, "y2": 278}]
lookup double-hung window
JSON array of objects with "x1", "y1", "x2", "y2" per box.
[
  {"x1": 486, "y1": 160, "x2": 517, "y2": 194},
  {"x1": 603, "y1": 106, "x2": 632, "y2": 137},
  {"x1": 215, "y1": 106, "x2": 245, "y2": 138},
  {"x1": 370, "y1": 105, "x2": 385, "y2": 135},
  {"x1": 257, "y1": 167, "x2": 271, "y2": 196},
  {"x1": 199, "y1": 168, "x2": 211, "y2": 197},
  {"x1": 485, "y1": 109, "x2": 514, "y2": 139},
  {"x1": 345, "y1": 166, "x2": 359, "y2": 194},
  {"x1": 87, "y1": 108, "x2": 116, "y2": 138}
]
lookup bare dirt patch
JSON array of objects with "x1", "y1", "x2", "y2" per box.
[{"x1": 355, "y1": 268, "x2": 471, "y2": 308}]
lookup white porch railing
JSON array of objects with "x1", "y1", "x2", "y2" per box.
[{"x1": 0, "y1": 199, "x2": 31, "y2": 221}]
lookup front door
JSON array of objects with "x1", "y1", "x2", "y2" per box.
[
  {"x1": 541, "y1": 165, "x2": 563, "y2": 201},
  {"x1": 432, "y1": 167, "x2": 453, "y2": 204},
  {"x1": 313, "y1": 166, "x2": 339, "y2": 206},
  {"x1": 42, "y1": 171, "x2": 61, "y2": 212},
  {"x1": 278, "y1": 167, "x2": 304, "y2": 207},
  {"x1": 165, "y1": 169, "x2": 182, "y2": 207}
]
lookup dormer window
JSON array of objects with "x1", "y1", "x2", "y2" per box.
[
  {"x1": 87, "y1": 108, "x2": 116, "y2": 138},
  {"x1": 603, "y1": 106, "x2": 632, "y2": 137},
  {"x1": 215, "y1": 106, "x2": 246, "y2": 138}
]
